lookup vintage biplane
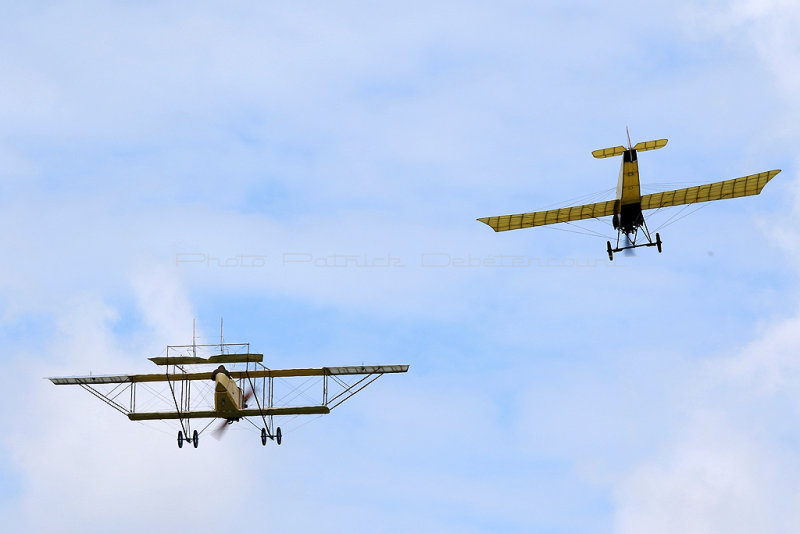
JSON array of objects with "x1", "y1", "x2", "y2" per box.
[
  {"x1": 49, "y1": 339, "x2": 408, "y2": 449},
  {"x1": 478, "y1": 132, "x2": 781, "y2": 260}
]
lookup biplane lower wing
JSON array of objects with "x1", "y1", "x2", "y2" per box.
[
  {"x1": 640, "y1": 170, "x2": 781, "y2": 210},
  {"x1": 128, "y1": 405, "x2": 331, "y2": 421},
  {"x1": 477, "y1": 199, "x2": 619, "y2": 232}
]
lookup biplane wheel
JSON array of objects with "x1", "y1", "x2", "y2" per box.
[
  {"x1": 276, "y1": 427, "x2": 282, "y2": 445},
  {"x1": 261, "y1": 427, "x2": 268, "y2": 446},
  {"x1": 606, "y1": 241, "x2": 613, "y2": 261},
  {"x1": 177, "y1": 430, "x2": 184, "y2": 449},
  {"x1": 192, "y1": 430, "x2": 199, "y2": 448},
  {"x1": 656, "y1": 233, "x2": 662, "y2": 253}
]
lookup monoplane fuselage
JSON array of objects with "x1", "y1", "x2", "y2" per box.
[{"x1": 614, "y1": 148, "x2": 645, "y2": 234}]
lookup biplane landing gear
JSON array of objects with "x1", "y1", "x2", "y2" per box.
[
  {"x1": 260, "y1": 426, "x2": 282, "y2": 446},
  {"x1": 607, "y1": 241, "x2": 614, "y2": 261},
  {"x1": 177, "y1": 430, "x2": 199, "y2": 449},
  {"x1": 656, "y1": 232, "x2": 662, "y2": 253}
]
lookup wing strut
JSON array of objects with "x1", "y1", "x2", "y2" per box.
[{"x1": 244, "y1": 362, "x2": 279, "y2": 443}]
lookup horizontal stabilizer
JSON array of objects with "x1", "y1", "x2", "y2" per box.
[
  {"x1": 633, "y1": 139, "x2": 668, "y2": 152},
  {"x1": 592, "y1": 146, "x2": 626, "y2": 159},
  {"x1": 640, "y1": 169, "x2": 780, "y2": 211},
  {"x1": 147, "y1": 353, "x2": 264, "y2": 366},
  {"x1": 478, "y1": 199, "x2": 619, "y2": 232}
]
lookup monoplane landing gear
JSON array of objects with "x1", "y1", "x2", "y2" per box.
[
  {"x1": 261, "y1": 427, "x2": 268, "y2": 446},
  {"x1": 178, "y1": 430, "x2": 184, "y2": 449},
  {"x1": 608, "y1": 219, "x2": 661, "y2": 258},
  {"x1": 192, "y1": 430, "x2": 199, "y2": 448}
]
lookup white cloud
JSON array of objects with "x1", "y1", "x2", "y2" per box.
[
  {"x1": 131, "y1": 262, "x2": 196, "y2": 342},
  {"x1": 615, "y1": 411, "x2": 800, "y2": 534}
]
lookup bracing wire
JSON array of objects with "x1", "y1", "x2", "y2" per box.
[{"x1": 652, "y1": 202, "x2": 710, "y2": 232}]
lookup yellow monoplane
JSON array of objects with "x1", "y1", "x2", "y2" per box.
[
  {"x1": 49, "y1": 338, "x2": 408, "y2": 449},
  {"x1": 478, "y1": 132, "x2": 781, "y2": 260}
]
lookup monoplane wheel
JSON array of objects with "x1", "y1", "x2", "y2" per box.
[
  {"x1": 261, "y1": 427, "x2": 268, "y2": 446},
  {"x1": 656, "y1": 233, "x2": 662, "y2": 253},
  {"x1": 606, "y1": 241, "x2": 613, "y2": 261},
  {"x1": 177, "y1": 430, "x2": 184, "y2": 449},
  {"x1": 276, "y1": 427, "x2": 282, "y2": 445},
  {"x1": 192, "y1": 430, "x2": 199, "y2": 448}
]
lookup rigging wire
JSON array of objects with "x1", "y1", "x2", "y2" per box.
[
  {"x1": 651, "y1": 203, "x2": 692, "y2": 232},
  {"x1": 652, "y1": 202, "x2": 710, "y2": 232},
  {"x1": 134, "y1": 420, "x2": 175, "y2": 437},
  {"x1": 197, "y1": 418, "x2": 217, "y2": 436},
  {"x1": 538, "y1": 219, "x2": 616, "y2": 240},
  {"x1": 281, "y1": 413, "x2": 326, "y2": 435},
  {"x1": 526, "y1": 186, "x2": 616, "y2": 212}
]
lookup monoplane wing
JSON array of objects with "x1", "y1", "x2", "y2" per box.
[
  {"x1": 128, "y1": 406, "x2": 330, "y2": 421},
  {"x1": 477, "y1": 199, "x2": 618, "y2": 232},
  {"x1": 640, "y1": 170, "x2": 781, "y2": 211}
]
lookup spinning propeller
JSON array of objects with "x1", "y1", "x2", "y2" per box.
[
  {"x1": 623, "y1": 233, "x2": 635, "y2": 256},
  {"x1": 212, "y1": 386, "x2": 255, "y2": 440}
]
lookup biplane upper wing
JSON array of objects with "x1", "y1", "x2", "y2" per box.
[
  {"x1": 477, "y1": 199, "x2": 619, "y2": 232},
  {"x1": 640, "y1": 170, "x2": 781, "y2": 211},
  {"x1": 127, "y1": 406, "x2": 331, "y2": 421},
  {"x1": 48, "y1": 364, "x2": 410, "y2": 385}
]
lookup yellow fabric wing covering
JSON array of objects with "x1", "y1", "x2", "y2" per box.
[
  {"x1": 640, "y1": 170, "x2": 781, "y2": 211},
  {"x1": 478, "y1": 199, "x2": 619, "y2": 232},
  {"x1": 592, "y1": 146, "x2": 626, "y2": 159},
  {"x1": 633, "y1": 139, "x2": 668, "y2": 152}
]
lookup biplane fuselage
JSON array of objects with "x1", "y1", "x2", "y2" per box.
[{"x1": 214, "y1": 370, "x2": 245, "y2": 415}]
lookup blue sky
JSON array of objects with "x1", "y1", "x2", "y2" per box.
[{"x1": 2, "y1": 1, "x2": 800, "y2": 532}]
